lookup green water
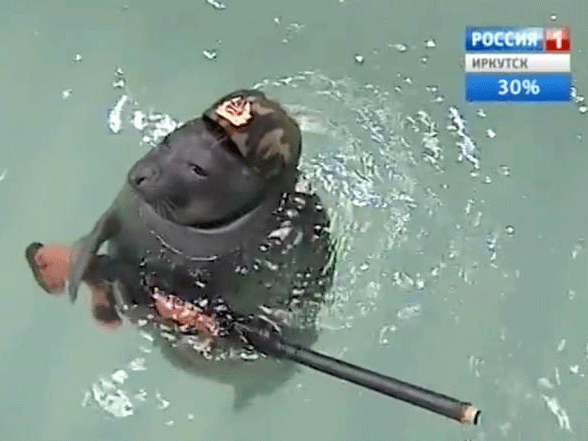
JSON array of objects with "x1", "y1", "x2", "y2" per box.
[{"x1": 2, "y1": 0, "x2": 588, "y2": 440}]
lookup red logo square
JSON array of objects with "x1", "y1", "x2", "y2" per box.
[{"x1": 545, "y1": 27, "x2": 570, "y2": 52}]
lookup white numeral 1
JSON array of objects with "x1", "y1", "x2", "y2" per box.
[{"x1": 553, "y1": 30, "x2": 563, "y2": 49}]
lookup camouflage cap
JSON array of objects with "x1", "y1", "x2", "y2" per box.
[{"x1": 202, "y1": 89, "x2": 301, "y2": 180}]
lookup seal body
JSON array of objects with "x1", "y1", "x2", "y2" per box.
[
  {"x1": 84, "y1": 179, "x2": 334, "y2": 409},
  {"x1": 65, "y1": 89, "x2": 335, "y2": 407},
  {"x1": 103, "y1": 181, "x2": 333, "y2": 331}
]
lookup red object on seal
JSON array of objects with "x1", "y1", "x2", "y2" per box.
[{"x1": 152, "y1": 288, "x2": 216, "y2": 334}]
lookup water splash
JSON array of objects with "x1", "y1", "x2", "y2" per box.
[
  {"x1": 277, "y1": 22, "x2": 305, "y2": 44},
  {"x1": 424, "y1": 38, "x2": 437, "y2": 49},
  {"x1": 389, "y1": 43, "x2": 409, "y2": 53},
  {"x1": 378, "y1": 324, "x2": 397, "y2": 344},
  {"x1": 571, "y1": 239, "x2": 584, "y2": 259},
  {"x1": 155, "y1": 391, "x2": 170, "y2": 410},
  {"x1": 108, "y1": 94, "x2": 130, "y2": 134},
  {"x1": 396, "y1": 304, "x2": 421, "y2": 320},
  {"x1": 448, "y1": 106, "x2": 480, "y2": 169},
  {"x1": 205, "y1": 0, "x2": 226, "y2": 10},
  {"x1": 468, "y1": 355, "x2": 484, "y2": 378},
  {"x1": 541, "y1": 395, "x2": 572, "y2": 432},
  {"x1": 128, "y1": 357, "x2": 147, "y2": 371},
  {"x1": 202, "y1": 49, "x2": 218, "y2": 60},
  {"x1": 112, "y1": 68, "x2": 126, "y2": 89},
  {"x1": 250, "y1": 73, "x2": 488, "y2": 341},
  {"x1": 87, "y1": 374, "x2": 134, "y2": 418},
  {"x1": 61, "y1": 89, "x2": 73, "y2": 100}
]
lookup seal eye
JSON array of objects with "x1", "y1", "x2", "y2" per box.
[{"x1": 188, "y1": 162, "x2": 208, "y2": 177}]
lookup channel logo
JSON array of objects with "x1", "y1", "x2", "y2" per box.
[
  {"x1": 464, "y1": 26, "x2": 572, "y2": 102},
  {"x1": 465, "y1": 26, "x2": 570, "y2": 52}
]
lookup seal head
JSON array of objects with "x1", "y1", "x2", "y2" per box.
[
  {"x1": 127, "y1": 89, "x2": 302, "y2": 228},
  {"x1": 67, "y1": 89, "x2": 304, "y2": 302}
]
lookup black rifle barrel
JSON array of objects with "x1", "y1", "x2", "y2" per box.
[{"x1": 236, "y1": 323, "x2": 480, "y2": 425}]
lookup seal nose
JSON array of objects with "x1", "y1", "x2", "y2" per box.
[{"x1": 129, "y1": 163, "x2": 160, "y2": 188}]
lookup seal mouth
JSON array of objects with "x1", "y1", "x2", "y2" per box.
[{"x1": 25, "y1": 242, "x2": 52, "y2": 293}]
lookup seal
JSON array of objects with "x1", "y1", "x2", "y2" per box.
[{"x1": 25, "y1": 89, "x2": 335, "y2": 407}]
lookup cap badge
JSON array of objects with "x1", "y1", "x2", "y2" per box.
[{"x1": 215, "y1": 96, "x2": 253, "y2": 127}]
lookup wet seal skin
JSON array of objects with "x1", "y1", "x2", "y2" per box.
[{"x1": 25, "y1": 89, "x2": 336, "y2": 408}]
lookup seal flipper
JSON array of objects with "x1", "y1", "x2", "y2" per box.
[{"x1": 68, "y1": 207, "x2": 119, "y2": 303}]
